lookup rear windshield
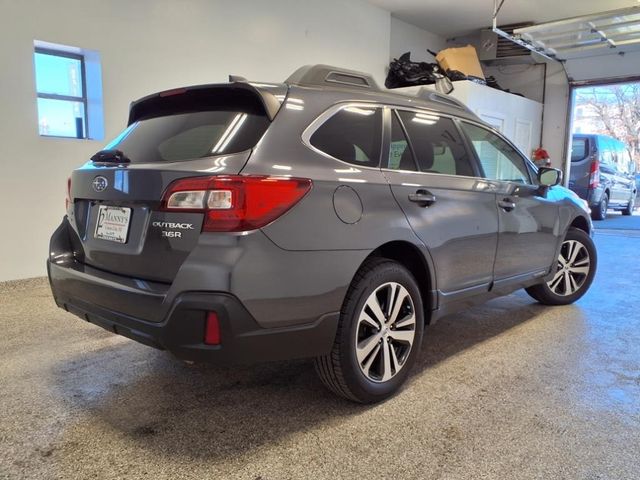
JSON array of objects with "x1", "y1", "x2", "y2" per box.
[
  {"x1": 571, "y1": 137, "x2": 589, "y2": 162},
  {"x1": 105, "y1": 105, "x2": 269, "y2": 163}
]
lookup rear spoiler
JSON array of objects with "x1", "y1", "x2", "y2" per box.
[{"x1": 127, "y1": 82, "x2": 285, "y2": 125}]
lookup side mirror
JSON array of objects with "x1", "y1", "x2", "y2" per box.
[{"x1": 538, "y1": 167, "x2": 562, "y2": 187}]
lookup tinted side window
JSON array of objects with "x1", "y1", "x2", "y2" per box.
[
  {"x1": 615, "y1": 142, "x2": 631, "y2": 175},
  {"x1": 621, "y1": 148, "x2": 633, "y2": 174},
  {"x1": 461, "y1": 122, "x2": 531, "y2": 184},
  {"x1": 610, "y1": 142, "x2": 619, "y2": 165},
  {"x1": 571, "y1": 138, "x2": 589, "y2": 162},
  {"x1": 397, "y1": 111, "x2": 475, "y2": 176},
  {"x1": 599, "y1": 138, "x2": 615, "y2": 168},
  {"x1": 310, "y1": 106, "x2": 382, "y2": 167},
  {"x1": 386, "y1": 111, "x2": 417, "y2": 171}
]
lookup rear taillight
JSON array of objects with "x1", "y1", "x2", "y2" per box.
[
  {"x1": 160, "y1": 175, "x2": 312, "y2": 232},
  {"x1": 589, "y1": 160, "x2": 600, "y2": 189},
  {"x1": 65, "y1": 177, "x2": 71, "y2": 211}
]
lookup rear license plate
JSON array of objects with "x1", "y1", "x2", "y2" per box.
[{"x1": 94, "y1": 205, "x2": 132, "y2": 243}]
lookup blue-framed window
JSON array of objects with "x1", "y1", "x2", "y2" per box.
[{"x1": 34, "y1": 47, "x2": 89, "y2": 139}]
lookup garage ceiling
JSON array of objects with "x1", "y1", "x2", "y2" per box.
[{"x1": 368, "y1": 0, "x2": 639, "y2": 37}]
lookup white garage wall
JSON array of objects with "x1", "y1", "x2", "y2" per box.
[
  {"x1": 540, "y1": 62, "x2": 571, "y2": 171},
  {"x1": 482, "y1": 64, "x2": 547, "y2": 104},
  {"x1": 483, "y1": 52, "x2": 640, "y2": 172},
  {"x1": 0, "y1": 0, "x2": 393, "y2": 281},
  {"x1": 478, "y1": 62, "x2": 570, "y2": 171},
  {"x1": 389, "y1": 17, "x2": 446, "y2": 63},
  {"x1": 487, "y1": 60, "x2": 572, "y2": 170}
]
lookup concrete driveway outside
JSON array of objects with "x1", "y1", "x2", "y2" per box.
[{"x1": 597, "y1": 209, "x2": 640, "y2": 230}]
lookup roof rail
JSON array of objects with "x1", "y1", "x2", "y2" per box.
[
  {"x1": 427, "y1": 90, "x2": 472, "y2": 112},
  {"x1": 398, "y1": 87, "x2": 473, "y2": 115},
  {"x1": 286, "y1": 64, "x2": 379, "y2": 90}
]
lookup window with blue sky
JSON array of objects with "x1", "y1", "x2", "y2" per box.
[
  {"x1": 34, "y1": 49, "x2": 87, "y2": 138},
  {"x1": 33, "y1": 40, "x2": 104, "y2": 140}
]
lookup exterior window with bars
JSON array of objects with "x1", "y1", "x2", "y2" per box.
[{"x1": 34, "y1": 48, "x2": 88, "y2": 139}]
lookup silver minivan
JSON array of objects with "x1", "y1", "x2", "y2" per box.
[{"x1": 569, "y1": 134, "x2": 637, "y2": 220}]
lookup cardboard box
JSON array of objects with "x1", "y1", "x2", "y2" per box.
[{"x1": 436, "y1": 45, "x2": 485, "y2": 80}]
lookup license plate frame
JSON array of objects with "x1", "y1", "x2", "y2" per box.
[{"x1": 94, "y1": 205, "x2": 132, "y2": 244}]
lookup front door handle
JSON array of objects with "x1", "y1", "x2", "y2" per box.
[
  {"x1": 408, "y1": 189, "x2": 437, "y2": 207},
  {"x1": 498, "y1": 198, "x2": 516, "y2": 212}
]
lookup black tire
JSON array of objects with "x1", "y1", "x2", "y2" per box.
[
  {"x1": 525, "y1": 228, "x2": 597, "y2": 306},
  {"x1": 314, "y1": 257, "x2": 424, "y2": 403},
  {"x1": 591, "y1": 192, "x2": 608, "y2": 220},
  {"x1": 621, "y1": 194, "x2": 635, "y2": 216}
]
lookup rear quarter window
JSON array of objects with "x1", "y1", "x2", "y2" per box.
[{"x1": 309, "y1": 106, "x2": 382, "y2": 168}]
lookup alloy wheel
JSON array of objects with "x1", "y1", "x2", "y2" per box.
[
  {"x1": 355, "y1": 282, "x2": 416, "y2": 382},
  {"x1": 547, "y1": 240, "x2": 591, "y2": 296}
]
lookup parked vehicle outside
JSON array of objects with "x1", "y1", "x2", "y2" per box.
[
  {"x1": 48, "y1": 65, "x2": 597, "y2": 402},
  {"x1": 569, "y1": 134, "x2": 637, "y2": 220}
]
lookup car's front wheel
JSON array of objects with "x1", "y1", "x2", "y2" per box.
[
  {"x1": 525, "y1": 227, "x2": 597, "y2": 305},
  {"x1": 315, "y1": 258, "x2": 424, "y2": 403}
]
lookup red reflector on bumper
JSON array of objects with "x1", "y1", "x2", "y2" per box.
[{"x1": 204, "y1": 312, "x2": 221, "y2": 345}]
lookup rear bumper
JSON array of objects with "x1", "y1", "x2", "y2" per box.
[
  {"x1": 584, "y1": 187, "x2": 603, "y2": 207},
  {"x1": 568, "y1": 182, "x2": 604, "y2": 208},
  {"x1": 48, "y1": 260, "x2": 339, "y2": 364}
]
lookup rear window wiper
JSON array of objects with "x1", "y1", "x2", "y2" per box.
[{"x1": 90, "y1": 149, "x2": 131, "y2": 164}]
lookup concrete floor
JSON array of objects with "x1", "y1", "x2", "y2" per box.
[{"x1": 1, "y1": 229, "x2": 639, "y2": 479}]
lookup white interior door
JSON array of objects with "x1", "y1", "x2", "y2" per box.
[{"x1": 515, "y1": 119, "x2": 532, "y2": 157}]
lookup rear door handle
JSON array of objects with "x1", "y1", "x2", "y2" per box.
[
  {"x1": 498, "y1": 198, "x2": 516, "y2": 212},
  {"x1": 408, "y1": 189, "x2": 437, "y2": 207}
]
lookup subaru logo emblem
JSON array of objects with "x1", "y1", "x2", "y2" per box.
[{"x1": 92, "y1": 176, "x2": 108, "y2": 192}]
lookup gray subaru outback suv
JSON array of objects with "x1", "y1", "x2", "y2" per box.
[{"x1": 48, "y1": 65, "x2": 596, "y2": 403}]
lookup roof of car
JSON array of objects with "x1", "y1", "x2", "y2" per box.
[
  {"x1": 283, "y1": 64, "x2": 481, "y2": 121},
  {"x1": 129, "y1": 65, "x2": 482, "y2": 125},
  {"x1": 284, "y1": 83, "x2": 482, "y2": 122},
  {"x1": 573, "y1": 133, "x2": 629, "y2": 147}
]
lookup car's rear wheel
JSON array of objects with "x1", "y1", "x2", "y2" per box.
[
  {"x1": 525, "y1": 228, "x2": 597, "y2": 305},
  {"x1": 592, "y1": 192, "x2": 608, "y2": 220},
  {"x1": 314, "y1": 258, "x2": 424, "y2": 403},
  {"x1": 622, "y1": 194, "x2": 635, "y2": 216}
]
